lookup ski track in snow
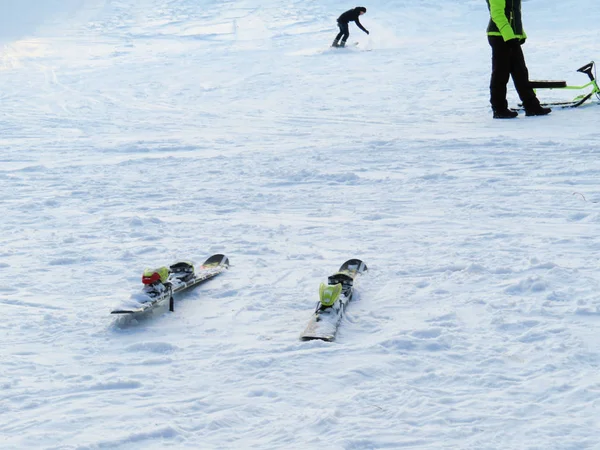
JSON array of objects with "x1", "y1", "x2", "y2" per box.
[{"x1": 2, "y1": 0, "x2": 600, "y2": 448}]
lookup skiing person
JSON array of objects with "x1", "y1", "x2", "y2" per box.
[
  {"x1": 486, "y1": 0, "x2": 551, "y2": 118},
  {"x1": 332, "y1": 7, "x2": 369, "y2": 48}
]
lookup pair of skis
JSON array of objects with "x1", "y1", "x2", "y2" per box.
[
  {"x1": 111, "y1": 254, "x2": 367, "y2": 342},
  {"x1": 111, "y1": 254, "x2": 229, "y2": 316},
  {"x1": 300, "y1": 259, "x2": 368, "y2": 342}
]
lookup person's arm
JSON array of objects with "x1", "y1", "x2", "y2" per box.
[
  {"x1": 489, "y1": 0, "x2": 515, "y2": 41},
  {"x1": 355, "y1": 18, "x2": 369, "y2": 34}
]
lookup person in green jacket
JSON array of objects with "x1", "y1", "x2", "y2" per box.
[{"x1": 486, "y1": 0, "x2": 551, "y2": 118}]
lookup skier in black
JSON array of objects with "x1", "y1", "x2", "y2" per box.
[{"x1": 332, "y1": 7, "x2": 369, "y2": 48}]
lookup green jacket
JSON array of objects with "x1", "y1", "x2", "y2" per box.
[{"x1": 486, "y1": 0, "x2": 526, "y2": 41}]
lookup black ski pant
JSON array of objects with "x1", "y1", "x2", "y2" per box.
[
  {"x1": 488, "y1": 35, "x2": 540, "y2": 111},
  {"x1": 335, "y1": 21, "x2": 349, "y2": 43}
]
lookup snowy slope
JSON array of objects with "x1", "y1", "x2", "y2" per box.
[{"x1": 2, "y1": 0, "x2": 600, "y2": 448}]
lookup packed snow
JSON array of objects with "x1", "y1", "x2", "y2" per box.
[{"x1": 2, "y1": 0, "x2": 600, "y2": 448}]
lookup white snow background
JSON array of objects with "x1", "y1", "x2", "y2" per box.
[{"x1": 2, "y1": 0, "x2": 600, "y2": 448}]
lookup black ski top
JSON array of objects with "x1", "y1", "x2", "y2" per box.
[{"x1": 337, "y1": 7, "x2": 368, "y2": 33}]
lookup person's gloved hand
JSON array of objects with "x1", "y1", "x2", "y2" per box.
[
  {"x1": 506, "y1": 38, "x2": 520, "y2": 49},
  {"x1": 520, "y1": 38, "x2": 526, "y2": 45},
  {"x1": 366, "y1": 30, "x2": 370, "y2": 35}
]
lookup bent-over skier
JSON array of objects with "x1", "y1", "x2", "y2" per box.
[{"x1": 332, "y1": 7, "x2": 369, "y2": 48}]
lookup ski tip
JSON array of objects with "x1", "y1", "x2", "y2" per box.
[
  {"x1": 300, "y1": 335, "x2": 334, "y2": 342},
  {"x1": 339, "y1": 259, "x2": 367, "y2": 273},
  {"x1": 201, "y1": 254, "x2": 230, "y2": 268}
]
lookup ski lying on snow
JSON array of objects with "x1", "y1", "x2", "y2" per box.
[
  {"x1": 300, "y1": 259, "x2": 367, "y2": 342},
  {"x1": 111, "y1": 254, "x2": 229, "y2": 315}
]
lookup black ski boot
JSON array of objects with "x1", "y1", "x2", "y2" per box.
[
  {"x1": 339, "y1": 40, "x2": 347, "y2": 48},
  {"x1": 493, "y1": 108, "x2": 519, "y2": 119},
  {"x1": 331, "y1": 39, "x2": 339, "y2": 48},
  {"x1": 525, "y1": 105, "x2": 552, "y2": 116}
]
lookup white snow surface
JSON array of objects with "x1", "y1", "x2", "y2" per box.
[{"x1": 2, "y1": 0, "x2": 600, "y2": 448}]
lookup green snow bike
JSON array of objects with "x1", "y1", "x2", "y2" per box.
[{"x1": 527, "y1": 61, "x2": 600, "y2": 108}]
